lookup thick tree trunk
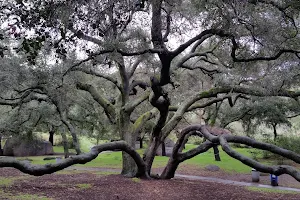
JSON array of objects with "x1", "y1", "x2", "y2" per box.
[
  {"x1": 121, "y1": 135, "x2": 137, "y2": 177},
  {"x1": 143, "y1": 137, "x2": 161, "y2": 174},
  {"x1": 160, "y1": 157, "x2": 180, "y2": 179},
  {"x1": 144, "y1": 77, "x2": 170, "y2": 174},
  {"x1": 60, "y1": 132, "x2": 69, "y2": 158},
  {"x1": 119, "y1": 111, "x2": 137, "y2": 177}
]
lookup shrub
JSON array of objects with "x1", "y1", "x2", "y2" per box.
[
  {"x1": 187, "y1": 136, "x2": 204, "y2": 145},
  {"x1": 261, "y1": 136, "x2": 300, "y2": 160},
  {"x1": 249, "y1": 149, "x2": 261, "y2": 161},
  {"x1": 275, "y1": 136, "x2": 300, "y2": 154}
]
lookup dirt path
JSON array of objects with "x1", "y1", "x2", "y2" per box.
[{"x1": 0, "y1": 168, "x2": 300, "y2": 200}]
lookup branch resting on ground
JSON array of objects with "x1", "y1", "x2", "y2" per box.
[
  {"x1": 0, "y1": 141, "x2": 150, "y2": 179},
  {"x1": 164, "y1": 124, "x2": 300, "y2": 181},
  {"x1": 191, "y1": 125, "x2": 300, "y2": 181}
]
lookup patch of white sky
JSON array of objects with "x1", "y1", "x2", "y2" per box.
[
  {"x1": 1, "y1": 1, "x2": 262, "y2": 77},
  {"x1": 73, "y1": 7, "x2": 205, "y2": 74},
  {"x1": 1, "y1": 0, "x2": 209, "y2": 73}
]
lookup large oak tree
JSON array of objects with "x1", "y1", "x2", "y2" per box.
[{"x1": 0, "y1": 0, "x2": 300, "y2": 181}]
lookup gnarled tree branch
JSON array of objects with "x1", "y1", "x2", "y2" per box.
[
  {"x1": 0, "y1": 141, "x2": 150, "y2": 178},
  {"x1": 124, "y1": 90, "x2": 151, "y2": 113},
  {"x1": 71, "y1": 68, "x2": 121, "y2": 90},
  {"x1": 76, "y1": 82, "x2": 116, "y2": 122}
]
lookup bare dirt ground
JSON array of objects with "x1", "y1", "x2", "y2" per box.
[{"x1": 1, "y1": 168, "x2": 300, "y2": 200}]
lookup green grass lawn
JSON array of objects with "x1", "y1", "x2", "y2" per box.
[
  {"x1": 181, "y1": 144, "x2": 254, "y2": 173},
  {"x1": 17, "y1": 143, "x2": 264, "y2": 174},
  {"x1": 246, "y1": 186, "x2": 299, "y2": 194}
]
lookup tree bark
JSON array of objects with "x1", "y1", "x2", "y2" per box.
[
  {"x1": 209, "y1": 103, "x2": 222, "y2": 161},
  {"x1": 161, "y1": 141, "x2": 166, "y2": 156},
  {"x1": 119, "y1": 110, "x2": 138, "y2": 177},
  {"x1": 272, "y1": 124, "x2": 278, "y2": 141},
  {"x1": 143, "y1": 137, "x2": 161, "y2": 174},
  {"x1": 60, "y1": 131, "x2": 69, "y2": 158},
  {"x1": 121, "y1": 133, "x2": 137, "y2": 177},
  {"x1": 0, "y1": 135, "x2": 2, "y2": 156},
  {"x1": 49, "y1": 126, "x2": 55, "y2": 145},
  {"x1": 160, "y1": 157, "x2": 180, "y2": 179},
  {"x1": 51, "y1": 94, "x2": 81, "y2": 155},
  {"x1": 213, "y1": 146, "x2": 221, "y2": 161},
  {"x1": 160, "y1": 127, "x2": 214, "y2": 179},
  {"x1": 139, "y1": 137, "x2": 143, "y2": 149},
  {"x1": 0, "y1": 141, "x2": 150, "y2": 178},
  {"x1": 61, "y1": 116, "x2": 81, "y2": 155}
]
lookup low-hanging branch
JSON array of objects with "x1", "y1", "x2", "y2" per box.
[
  {"x1": 195, "y1": 125, "x2": 300, "y2": 181},
  {"x1": 219, "y1": 137, "x2": 300, "y2": 181},
  {"x1": 0, "y1": 141, "x2": 150, "y2": 179}
]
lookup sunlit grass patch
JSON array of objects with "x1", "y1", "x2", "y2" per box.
[
  {"x1": 92, "y1": 171, "x2": 119, "y2": 176},
  {"x1": 54, "y1": 170, "x2": 90, "y2": 175},
  {"x1": 0, "y1": 189, "x2": 52, "y2": 200},
  {"x1": 0, "y1": 176, "x2": 30, "y2": 187},
  {"x1": 76, "y1": 183, "x2": 92, "y2": 189},
  {"x1": 246, "y1": 186, "x2": 299, "y2": 194},
  {"x1": 0, "y1": 177, "x2": 14, "y2": 187},
  {"x1": 131, "y1": 177, "x2": 141, "y2": 183},
  {"x1": 11, "y1": 194, "x2": 52, "y2": 200}
]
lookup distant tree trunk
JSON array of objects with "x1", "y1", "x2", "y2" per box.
[
  {"x1": 49, "y1": 126, "x2": 55, "y2": 145},
  {"x1": 96, "y1": 135, "x2": 100, "y2": 145},
  {"x1": 60, "y1": 131, "x2": 69, "y2": 158},
  {"x1": 210, "y1": 102, "x2": 222, "y2": 161},
  {"x1": 139, "y1": 137, "x2": 143, "y2": 149},
  {"x1": 0, "y1": 135, "x2": 2, "y2": 156},
  {"x1": 60, "y1": 111, "x2": 81, "y2": 155},
  {"x1": 161, "y1": 141, "x2": 166, "y2": 156},
  {"x1": 213, "y1": 146, "x2": 221, "y2": 161},
  {"x1": 272, "y1": 123, "x2": 278, "y2": 141},
  {"x1": 52, "y1": 95, "x2": 81, "y2": 155}
]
